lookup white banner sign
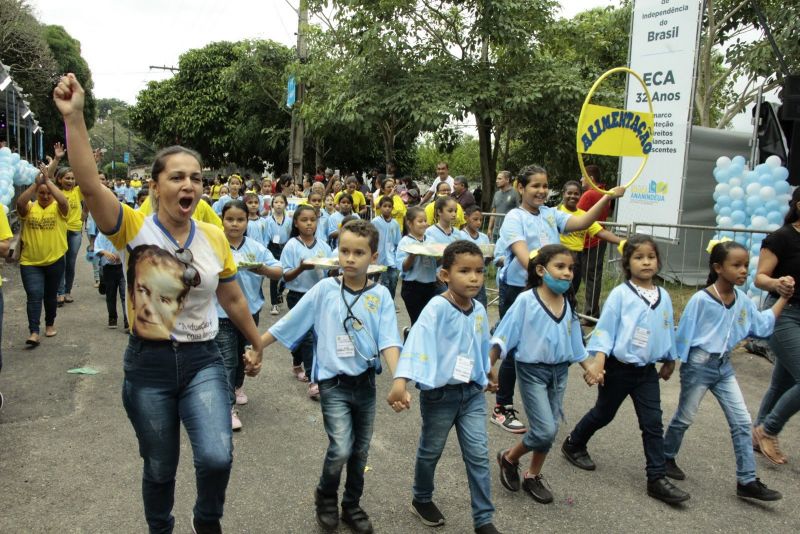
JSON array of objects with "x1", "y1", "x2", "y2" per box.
[{"x1": 617, "y1": 0, "x2": 702, "y2": 237}]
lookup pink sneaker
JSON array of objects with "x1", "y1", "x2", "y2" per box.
[
  {"x1": 231, "y1": 409, "x2": 242, "y2": 431},
  {"x1": 292, "y1": 365, "x2": 309, "y2": 382},
  {"x1": 307, "y1": 382, "x2": 320, "y2": 401},
  {"x1": 235, "y1": 388, "x2": 248, "y2": 405}
]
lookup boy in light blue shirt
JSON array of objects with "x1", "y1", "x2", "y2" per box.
[
  {"x1": 371, "y1": 195, "x2": 402, "y2": 300},
  {"x1": 247, "y1": 220, "x2": 404, "y2": 534},
  {"x1": 94, "y1": 232, "x2": 127, "y2": 329}
]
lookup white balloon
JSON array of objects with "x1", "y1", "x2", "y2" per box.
[
  {"x1": 718, "y1": 216, "x2": 733, "y2": 227},
  {"x1": 759, "y1": 186, "x2": 776, "y2": 202},
  {"x1": 715, "y1": 183, "x2": 731, "y2": 196},
  {"x1": 767, "y1": 223, "x2": 780, "y2": 231},
  {"x1": 729, "y1": 177, "x2": 742, "y2": 188},
  {"x1": 766, "y1": 155, "x2": 782, "y2": 168},
  {"x1": 745, "y1": 183, "x2": 761, "y2": 196},
  {"x1": 729, "y1": 186, "x2": 745, "y2": 200},
  {"x1": 716, "y1": 156, "x2": 732, "y2": 169},
  {"x1": 751, "y1": 216, "x2": 769, "y2": 229}
]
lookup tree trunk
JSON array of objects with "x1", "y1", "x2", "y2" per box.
[
  {"x1": 381, "y1": 121, "x2": 395, "y2": 174},
  {"x1": 474, "y1": 109, "x2": 496, "y2": 211},
  {"x1": 315, "y1": 137, "x2": 323, "y2": 171}
]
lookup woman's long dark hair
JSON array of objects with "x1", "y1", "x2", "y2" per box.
[
  {"x1": 783, "y1": 187, "x2": 800, "y2": 226},
  {"x1": 526, "y1": 243, "x2": 578, "y2": 318}
]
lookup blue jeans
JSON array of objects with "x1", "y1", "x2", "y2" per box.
[
  {"x1": 664, "y1": 349, "x2": 756, "y2": 484},
  {"x1": 516, "y1": 362, "x2": 569, "y2": 452},
  {"x1": 215, "y1": 314, "x2": 259, "y2": 406},
  {"x1": 379, "y1": 267, "x2": 399, "y2": 300},
  {"x1": 317, "y1": 371, "x2": 376, "y2": 508},
  {"x1": 20, "y1": 257, "x2": 66, "y2": 334},
  {"x1": 496, "y1": 282, "x2": 525, "y2": 406},
  {"x1": 122, "y1": 337, "x2": 232, "y2": 534},
  {"x1": 569, "y1": 358, "x2": 666, "y2": 481},
  {"x1": 414, "y1": 382, "x2": 494, "y2": 529},
  {"x1": 757, "y1": 300, "x2": 800, "y2": 435},
  {"x1": 58, "y1": 230, "x2": 82, "y2": 296}
]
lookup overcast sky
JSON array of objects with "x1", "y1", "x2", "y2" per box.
[{"x1": 30, "y1": 0, "x2": 613, "y2": 103}]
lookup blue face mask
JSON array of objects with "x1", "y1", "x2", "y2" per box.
[{"x1": 543, "y1": 271, "x2": 571, "y2": 295}]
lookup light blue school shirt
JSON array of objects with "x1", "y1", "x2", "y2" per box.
[
  {"x1": 491, "y1": 288, "x2": 587, "y2": 365},
  {"x1": 424, "y1": 223, "x2": 465, "y2": 246},
  {"x1": 464, "y1": 230, "x2": 490, "y2": 246},
  {"x1": 246, "y1": 218, "x2": 268, "y2": 246},
  {"x1": 316, "y1": 211, "x2": 329, "y2": 244},
  {"x1": 94, "y1": 232, "x2": 123, "y2": 268},
  {"x1": 280, "y1": 236, "x2": 332, "y2": 293},
  {"x1": 395, "y1": 235, "x2": 438, "y2": 283},
  {"x1": 675, "y1": 288, "x2": 775, "y2": 361},
  {"x1": 123, "y1": 186, "x2": 136, "y2": 204},
  {"x1": 113, "y1": 184, "x2": 127, "y2": 201},
  {"x1": 499, "y1": 206, "x2": 571, "y2": 287},
  {"x1": 86, "y1": 213, "x2": 98, "y2": 238},
  {"x1": 269, "y1": 278, "x2": 402, "y2": 382},
  {"x1": 396, "y1": 295, "x2": 491, "y2": 390},
  {"x1": 264, "y1": 214, "x2": 291, "y2": 245},
  {"x1": 588, "y1": 282, "x2": 678, "y2": 365},
  {"x1": 371, "y1": 216, "x2": 401, "y2": 268},
  {"x1": 327, "y1": 211, "x2": 360, "y2": 246},
  {"x1": 216, "y1": 236, "x2": 281, "y2": 317}
]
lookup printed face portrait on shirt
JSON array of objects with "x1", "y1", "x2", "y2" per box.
[{"x1": 127, "y1": 245, "x2": 191, "y2": 340}]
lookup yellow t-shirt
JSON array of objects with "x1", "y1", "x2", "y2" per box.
[
  {"x1": 109, "y1": 205, "x2": 237, "y2": 342},
  {"x1": 20, "y1": 201, "x2": 68, "y2": 266},
  {"x1": 130, "y1": 179, "x2": 142, "y2": 189},
  {"x1": 0, "y1": 209, "x2": 12, "y2": 286},
  {"x1": 137, "y1": 195, "x2": 223, "y2": 230},
  {"x1": 334, "y1": 190, "x2": 367, "y2": 213},
  {"x1": 63, "y1": 186, "x2": 84, "y2": 232},
  {"x1": 425, "y1": 197, "x2": 466, "y2": 229},
  {"x1": 374, "y1": 194, "x2": 407, "y2": 231},
  {"x1": 558, "y1": 204, "x2": 602, "y2": 252},
  {"x1": 210, "y1": 184, "x2": 223, "y2": 201}
]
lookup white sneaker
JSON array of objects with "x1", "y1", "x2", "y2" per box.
[
  {"x1": 235, "y1": 388, "x2": 248, "y2": 405},
  {"x1": 231, "y1": 408, "x2": 242, "y2": 431},
  {"x1": 270, "y1": 305, "x2": 279, "y2": 315}
]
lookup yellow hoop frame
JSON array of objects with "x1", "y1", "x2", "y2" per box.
[{"x1": 576, "y1": 66, "x2": 654, "y2": 195}]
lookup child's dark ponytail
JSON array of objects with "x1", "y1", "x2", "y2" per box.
[
  {"x1": 706, "y1": 240, "x2": 748, "y2": 286},
  {"x1": 526, "y1": 243, "x2": 578, "y2": 318}
]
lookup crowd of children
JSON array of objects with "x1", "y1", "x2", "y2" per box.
[{"x1": 39, "y1": 156, "x2": 792, "y2": 534}]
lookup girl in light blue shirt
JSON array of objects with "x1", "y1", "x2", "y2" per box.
[
  {"x1": 264, "y1": 194, "x2": 291, "y2": 314},
  {"x1": 663, "y1": 240, "x2": 787, "y2": 500},
  {"x1": 396, "y1": 207, "x2": 438, "y2": 327},
  {"x1": 280, "y1": 205, "x2": 332, "y2": 391},
  {"x1": 490, "y1": 244, "x2": 596, "y2": 505}
]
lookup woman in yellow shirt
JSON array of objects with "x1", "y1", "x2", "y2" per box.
[
  {"x1": 373, "y1": 177, "x2": 407, "y2": 231},
  {"x1": 55, "y1": 167, "x2": 85, "y2": 305},
  {"x1": 16, "y1": 167, "x2": 70, "y2": 346}
]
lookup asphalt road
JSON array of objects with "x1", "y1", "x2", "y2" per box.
[{"x1": 0, "y1": 257, "x2": 798, "y2": 533}]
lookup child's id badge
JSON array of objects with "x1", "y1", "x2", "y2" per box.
[
  {"x1": 335, "y1": 335, "x2": 355, "y2": 358},
  {"x1": 632, "y1": 327, "x2": 650, "y2": 348},
  {"x1": 538, "y1": 231, "x2": 550, "y2": 246},
  {"x1": 453, "y1": 355, "x2": 474, "y2": 383},
  {"x1": 272, "y1": 235, "x2": 281, "y2": 244}
]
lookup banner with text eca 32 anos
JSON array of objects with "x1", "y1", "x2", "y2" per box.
[{"x1": 617, "y1": 0, "x2": 702, "y2": 236}]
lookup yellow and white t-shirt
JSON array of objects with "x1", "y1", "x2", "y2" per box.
[
  {"x1": 108, "y1": 205, "x2": 237, "y2": 342},
  {"x1": 20, "y1": 201, "x2": 68, "y2": 266},
  {"x1": 0, "y1": 209, "x2": 12, "y2": 286},
  {"x1": 137, "y1": 195, "x2": 223, "y2": 230},
  {"x1": 62, "y1": 186, "x2": 84, "y2": 232},
  {"x1": 558, "y1": 204, "x2": 602, "y2": 252}
]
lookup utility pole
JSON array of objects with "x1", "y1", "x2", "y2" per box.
[
  {"x1": 288, "y1": 0, "x2": 308, "y2": 183},
  {"x1": 111, "y1": 110, "x2": 116, "y2": 180}
]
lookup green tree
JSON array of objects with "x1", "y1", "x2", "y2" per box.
[
  {"x1": 103, "y1": 161, "x2": 128, "y2": 180},
  {"x1": 44, "y1": 25, "x2": 96, "y2": 131}
]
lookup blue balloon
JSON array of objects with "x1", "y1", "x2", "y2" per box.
[
  {"x1": 9, "y1": 153, "x2": 19, "y2": 165},
  {"x1": 713, "y1": 203, "x2": 721, "y2": 214},
  {"x1": 720, "y1": 230, "x2": 736, "y2": 239},
  {"x1": 717, "y1": 195, "x2": 731, "y2": 207},
  {"x1": 759, "y1": 174, "x2": 774, "y2": 186},
  {"x1": 746, "y1": 195, "x2": 761, "y2": 211},
  {"x1": 731, "y1": 210, "x2": 747, "y2": 224},
  {"x1": 732, "y1": 155, "x2": 746, "y2": 166},
  {"x1": 731, "y1": 199, "x2": 746, "y2": 211},
  {"x1": 713, "y1": 191, "x2": 720, "y2": 201},
  {"x1": 775, "y1": 180, "x2": 790, "y2": 195},
  {"x1": 715, "y1": 168, "x2": 731, "y2": 184},
  {"x1": 755, "y1": 163, "x2": 770, "y2": 175},
  {"x1": 767, "y1": 211, "x2": 783, "y2": 225},
  {"x1": 753, "y1": 207, "x2": 767, "y2": 217},
  {"x1": 743, "y1": 171, "x2": 759, "y2": 185},
  {"x1": 719, "y1": 206, "x2": 732, "y2": 217},
  {"x1": 772, "y1": 167, "x2": 789, "y2": 182}
]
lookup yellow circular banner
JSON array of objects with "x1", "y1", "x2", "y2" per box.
[{"x1": 576, "y1": 67, "x2": 654, "y2": 195}]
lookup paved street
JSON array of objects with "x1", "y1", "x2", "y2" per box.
[{"x1": 0, "y1": 258, "x2": 798, "y2": 533}]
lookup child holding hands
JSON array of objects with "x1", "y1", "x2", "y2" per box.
[{"x1": 561, "y1": 235, "x2": 690, "y2": 504}]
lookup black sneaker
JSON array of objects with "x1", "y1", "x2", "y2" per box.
[
  {"x1": 665, "y1": 458, "x2": 686, "y2": 480},
  {"x1": 342, "y1": 505, "x2": 374, "y2": 534},
  {"x1": 491, "y1": 405, "x2": 526, "y2": 434},
  {"x1": 561, "y1": 436, "x2": 596, "y2": 471},
  {"x1": 191, "y1": 514, "x2": 222, "y2": 534},
  {"x1": 647, "y1": 477, "x2": 690, "y2": 504},
  {"x1": 737, "y1": 479, "x2": 782, "y2": 501},
  {"x1": 315, "y1": 488, "x2": 339, "y2": 531},
  {"x1": 475, "y1": 523, "x2": 502, "y2": 534},
  {"x1": 108, "y1": 318, "x2": 117, "y2": 329},
  {"x1": 522, "y1": 473, "x2": 554, "y2": 504},
  {"x1": 497, "y1": 449, "x2": 520, "y2": 491},
  {"x1": 411, "y1": 499, "x2": 445, "y2": 527},
  {"x1": 98, "y1": 281, "x2": 106, "y2": 295}
]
